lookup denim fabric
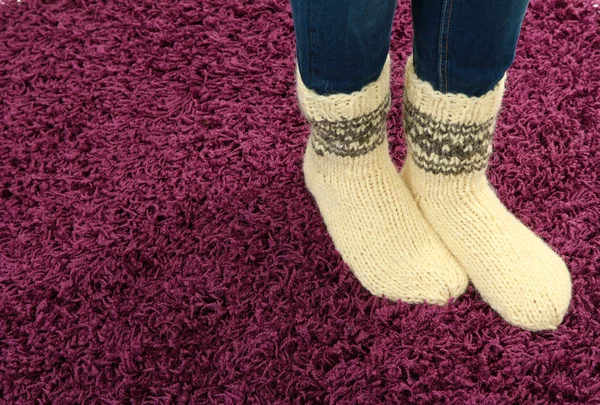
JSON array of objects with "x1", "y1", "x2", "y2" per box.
[
  {"x1": 411, "y1": 0, "x2": 529, "y2": 96},
  {"x1": 290, "y1": 0, "x2": 397, "y2": 96},
  {"x1": 290, "y1": 0, "x2": 529, "y2": 97}
]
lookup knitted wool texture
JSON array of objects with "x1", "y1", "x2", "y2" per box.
[
  {"x1": 401, "y1": 55, "x2": 572, "y2": 330},
  {"x1": 297, "y1": 55, "x2": 468, "y2": 304}
]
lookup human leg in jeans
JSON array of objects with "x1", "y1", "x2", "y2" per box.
[
  {"x1": 290, "y1": 0, "x2": 468, "y2": 304},
  {"x1": 402, "y1": 0, "x2": 572, "y2": 330}
]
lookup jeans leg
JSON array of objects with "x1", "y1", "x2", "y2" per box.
[
  {"x1": 291, "y1": 0, "x2": 397, "y2": 96},
  {"x1": 411, "y1": 0, "x2": 529, "y2": 97}
]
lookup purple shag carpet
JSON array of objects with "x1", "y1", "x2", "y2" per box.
[{"x1": 1, "y1": 0, "x2": 600, "y2": 403}]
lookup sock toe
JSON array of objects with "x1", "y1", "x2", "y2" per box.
[{"x1": 492, "y1": 260, "x2": 572, "y2": 331}]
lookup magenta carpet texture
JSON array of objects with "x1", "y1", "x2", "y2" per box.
[{"x1": 1, "y1": 0, "x2": 599, "y2": 403}]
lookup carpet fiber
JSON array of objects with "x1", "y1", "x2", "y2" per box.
[{"x1": 1, "y1": 0, "x2": 599, "y2": 403}]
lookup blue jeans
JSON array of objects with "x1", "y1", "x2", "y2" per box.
[{"x1": 290, "y1": 0, "x2": 529, "y2": 97}]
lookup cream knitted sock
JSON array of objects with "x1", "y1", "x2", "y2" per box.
[
  {"x1": 297, "y1": 55, "x2": 468, "y2": 304},
  {"x1": 400, "y1": 55, "x2": 572, "y2": 329}
]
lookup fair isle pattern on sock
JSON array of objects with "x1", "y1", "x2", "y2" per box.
[
  {"x1": 403, "y1": 100, "x2": 495, "y2": 174},
  {"x1": 308, "y1": 94, "x2": 390, "y2": 157},
  {"x1": 295, "y1": 54, "x2": 469, "y2": 304},
  {"x1": 403, "y1": 55, "x2": 506, "y2": 175}
]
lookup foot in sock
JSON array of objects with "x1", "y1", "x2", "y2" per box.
[
  {"x1": 400, "y1": 55, "x2": 572, "y2": 330},
  {"x1": 296, "y1": 55, "x2": 468, "y2": 304}
]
